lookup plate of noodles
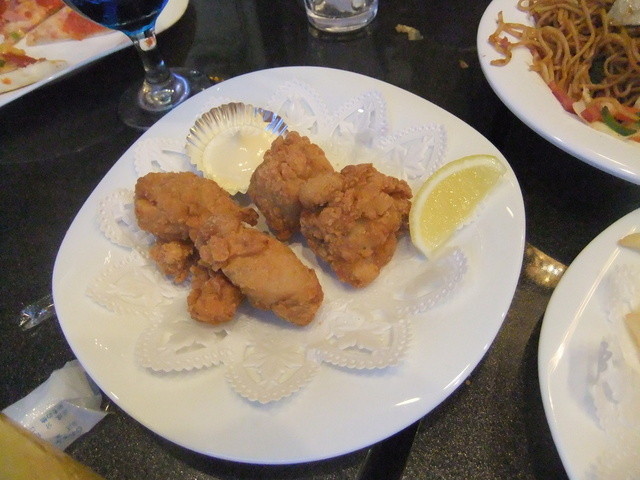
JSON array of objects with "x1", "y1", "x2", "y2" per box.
[{"x1": 477, "y1": 0, "x2": 640, "y2": 185}]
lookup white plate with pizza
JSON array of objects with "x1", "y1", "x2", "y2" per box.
[
  {"x1": 52, "y1": 66, "x2": 526, "y2": 464},
  {"x1": 0, "y1": 0, "x2": 187, "y2": 107},
  {"x1": 477, "y1": 0, "x2": 640, "y2": 185}
]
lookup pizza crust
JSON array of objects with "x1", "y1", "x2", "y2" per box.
[{"x1": 0, "y1": 58, "x2": 67, "y2": 93}]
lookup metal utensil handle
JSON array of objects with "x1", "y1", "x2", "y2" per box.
[{"x1": 18, "y1": 293, "x2": 55, "y2": 330}]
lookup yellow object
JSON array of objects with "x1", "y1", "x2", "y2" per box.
[
  {"x1": 197, "y1": 127, "x2": 275, "y2": 195},
  {"x1": 618, "y1": 232, "x2": 640, "y2": 251},
  {"x1": 409, "y1": 154, "x2": 506, "y2": 257},
  {"x1": 0, "y1": 413, "x2": 105, "y2": 480},
  {"x1": 625, "y1": 312, "x2": 640, "y2": 351}
]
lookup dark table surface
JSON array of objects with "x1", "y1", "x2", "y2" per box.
[{"x1": 2, "y1": 0, "x2": 640, "y2": 479}]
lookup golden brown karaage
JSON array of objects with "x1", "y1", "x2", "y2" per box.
[
  {"x1": 148, "y1": 239, "x2": 196, "y2": 284},
  {"x1": 187, "y1": 264, "x2": 244, "y2": 325},
  {"x1": 135, "y1": 171, "x2": 258, "y2": 242},
  {"x1": 135, "y1": 172, "x2": 256, "y2": 324},
  {"x1": 299, "y1": 163, "x2": 412, "y2": 288},
  {"x1": 247, "y1": 131, "x2": 334, "y2": 241},
  {"x1": 195, "y1": 212, "x2": 324, "y2": 326}
]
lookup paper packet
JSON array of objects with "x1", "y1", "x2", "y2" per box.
[{"x1": 3, "y1": 360, "x2": 107, "y2": 450}]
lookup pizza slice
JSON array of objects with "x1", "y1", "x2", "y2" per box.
[
  {"x1": 0, "y1": 43, "x2": 66, "y2": 92},
  {"x1": 0, "y1": 0, "x2": 64, "y2": 44},
  {"x1": 25, "y1": 6, "x2": 110, "y2": 45}
]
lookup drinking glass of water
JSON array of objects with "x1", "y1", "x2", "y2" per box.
[
  {"x1": 303, "y1": 0, "x2": 378, "y2": 33},
  {"x1": 62, "y1": 0, "x2": 210, "y2": 129}
]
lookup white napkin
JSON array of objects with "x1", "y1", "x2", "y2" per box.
[{"x1": 3, "y1": 360, "x2": 107, "y2": 450}]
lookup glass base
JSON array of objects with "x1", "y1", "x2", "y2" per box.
[{"x1": 118, "y1": 67, "x2": 211, "y2": 130}]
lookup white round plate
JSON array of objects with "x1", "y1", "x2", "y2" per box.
[
  {"x1": 0, "y1": 0, "x2": 188, "y2": 108},
  {"x1": 539, "y1": 208, "x2": 640, "y2": 479},
  {"x1": 477, "y1": 0, "x2": 640, "y2": 185},
  {"x1": 53, "y1": 66, "x2": 525, "y2": 464}
]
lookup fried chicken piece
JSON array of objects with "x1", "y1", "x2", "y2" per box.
[
  {"x1": 135, "y1": 171, "x2": 258, "y2": 242},
  {"x1": 247, "y1": 131, "x2": 334, "y2": 241},
  {"x1": 148, "y1": 239, "x2": 197, "y2": 283},
  {"x1": 195, "y1": 213, "x2": 324, "y2": 326},
  {"x1": 187, "y1": 264, "x2": 244, "y2": 324},
  {"x1": 299, "y1": 163, "x2": 412, "y2": 288}
]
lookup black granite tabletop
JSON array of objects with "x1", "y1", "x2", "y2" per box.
[{"x1": 2, "y1": 0, "x2": 640, "y2": 479}]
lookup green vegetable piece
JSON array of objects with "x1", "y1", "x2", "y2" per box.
[{"x1": 601, "y1": 106, "x2": 638, "y2": 136}]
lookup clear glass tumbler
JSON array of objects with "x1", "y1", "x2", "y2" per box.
[{"x1": 303, "y1": 0, "x2": 378, "y2": 33}]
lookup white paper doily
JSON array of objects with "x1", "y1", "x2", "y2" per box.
[{"x1": 86, "y1": 80, "x2": 471, "y2": 404}]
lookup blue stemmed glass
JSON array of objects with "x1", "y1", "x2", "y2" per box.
[{"x1": 62, "y1": 0, "x2": 210, "y2": 129}]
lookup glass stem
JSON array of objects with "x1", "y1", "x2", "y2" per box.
[
  {"x1": 129, "y1": 28, "x2": 188, "y2": 112},
  {"x1": 131, "y1": 29, "x2": 170, "y2": 84}
]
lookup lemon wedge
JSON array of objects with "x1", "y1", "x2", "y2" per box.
[{"x1": 409, "y1": 154, "x2": 506, "y2": 257}]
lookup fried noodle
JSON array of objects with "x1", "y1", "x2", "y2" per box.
[{"x1": 489, "y1": 0, "x2": 640, "y2": 140}]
